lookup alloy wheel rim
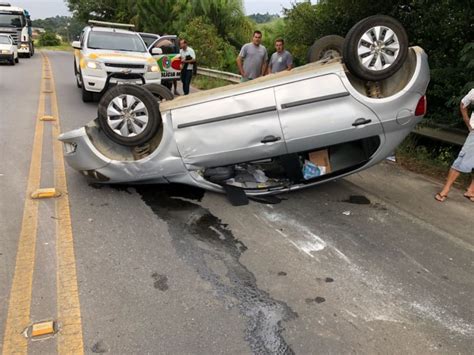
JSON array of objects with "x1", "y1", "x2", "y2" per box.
[
  {"x1": 106, "y1": 94, "x2": 149, "y2": 138},
  {"x1": 357, "y1": 25, "x2": 400, "y2": 71}
]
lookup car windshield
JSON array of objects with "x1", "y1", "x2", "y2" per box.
[
  {"x1": 0, "y1": 12, "x2": 25, "y2": 27},
  {"x1": 140, "y1": 34, "x2": 158, "y2": 48},
  {"x1": 0, "y1": 36, "x2": 11, "y2": 44},
  {"x1": 88, "y1": 31, "x2": 146, "y2": 52}
]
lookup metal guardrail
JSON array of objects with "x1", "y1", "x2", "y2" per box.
[
  {"x1": 414, "y1": 126, "x2": 468, "y2": 146},
  {"x1": 197, "y1": 67, "x2": 241, "y2": 83},
  {"x1": 196, "y1": 67, "x2": 469, "y2": 146}
]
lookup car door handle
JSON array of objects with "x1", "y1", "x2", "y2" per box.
[
  {"x1": 261, "y1": 135, "x2": 281, "y2": 143},
  {"x1": 352, "y1": 118, "x2": 372, "y2": 127}
]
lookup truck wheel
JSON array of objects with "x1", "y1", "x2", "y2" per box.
[
  {"x1": 307, "y1": 35, "x2": 345, "y2": 63},
  {"x1": 343, "y1": 15, "x2": 408, "y2": 81},
  {"x1": 97, "y1": 85, "x2": 161, "y2": 147},
  {"x1": 142, "y1": 83, "x2": 174, "y2": 101}
]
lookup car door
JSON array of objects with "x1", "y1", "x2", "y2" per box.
[
  {"x1": 150, "y1": 36, "x2": 181, "y2": 81},
  {"x1": 274, "y1": 73, "x2": 384, "y2": 153},
  {"x1": 172, "y1": 88, "x2": 287, "y2": 167}
]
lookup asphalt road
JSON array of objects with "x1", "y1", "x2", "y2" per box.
[{"x1": 1, "y1": 51, "x2": 473, "y2": 354}]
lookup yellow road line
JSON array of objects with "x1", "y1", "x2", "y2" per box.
[
  {"x1": 2, "y1": 53, "x2": 47, "y2": 355},
  {"x1": 48, "y1": 52, "x2": 85, "y2": 354}
]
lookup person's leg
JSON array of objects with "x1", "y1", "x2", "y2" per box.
[
  {"x1": 173, "y1": 79, "x2": 179, "y2": 95},
  {"x1": 464, "y1": 176, "x2": 474, "y2": 201},
  {"x1": 183, "y1": 70, "x2": 191, "y2": 95},
  {"x1": 436, "y1": 168, "x2": 461, "y2": 201}
]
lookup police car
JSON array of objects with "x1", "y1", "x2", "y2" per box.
[{"x1": 72, "y1": 21, "x2": 162, "y2": 102}]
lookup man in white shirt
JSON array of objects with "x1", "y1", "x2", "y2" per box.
[
  {"x1": 436, "y1": 88, "x2": 474, "y2": 202},
  {"x1": 179, "y1": 39, "x2": 196, "y2": 95}
]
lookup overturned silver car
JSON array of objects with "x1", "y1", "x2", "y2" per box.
[{"x1": 60, "y1": 16, "x2": 430, "y2": 199}]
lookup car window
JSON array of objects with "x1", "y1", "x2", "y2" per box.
[
  {"x1": 0, "y1": 36, "x2": 11, "y2": 44},
  {"x1": 88, "y1": 31, "x2": 147, "y2": 52},
  {"x1": 153, "y1": 38, "x2": 178, "y2": 55},
  {"x1": 140, "y1": 34, "x2": 158, "y2": 48}
]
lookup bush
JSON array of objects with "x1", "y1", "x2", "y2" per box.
[{"x1": 38, "y1": 31, "x2": 61, "y2": 46}]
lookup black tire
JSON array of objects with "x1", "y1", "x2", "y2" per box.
[
  {"x1": 80, "y1": 72, "x2": 94, "y2": 102},
  {"x1": 74, "y1": 61, "x2": 82, "y2": 88},
  {"x1": 343, "y1": 15, "x2": 408, "y2": 81},
  {"x1": 98, "y1": 85, "x2": 161, "y2": 147},
  {"x1": 10, "y1": 55, "x2": 15, "y2": 65},
  {"x1": 307, "y1": 35, "x2": 345, "y2": 63},
  {"x1": 15, "y1": 56, "x2": 19, "y2": 63},
  {"x1": 81, "y1": 85, "x2": 94, "y2": 102},
  {"x1": 142, "y1": 83, "x2": 174, "y2": 101}
]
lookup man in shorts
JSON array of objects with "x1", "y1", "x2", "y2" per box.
[
  {"x1": 237, "y1": 31, "x2": 268, "y2": 82},
  {"x1": 435, "y1": 88, "x2": 474, "y2": 202},
  {"x1": 267, "y1": 39, "x2": 293, "y2": 74}
]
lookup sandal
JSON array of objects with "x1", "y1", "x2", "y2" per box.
[
  {"x1": 463, "y1": 193, "x2": 474, "y2": 202},
  {"x1": 435, "y1": 193, "x2": 448, "y2": 202}
]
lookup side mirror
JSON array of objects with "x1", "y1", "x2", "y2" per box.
[
  {"x1": 72, "y1": 41, "x2": 81, "y2": 50},
  {"x1": 151, "y1": 47, "x2": 163, "y2": 55},
  {"x1": 27, "y1": 19, "x2": 32, "y2": 27}
]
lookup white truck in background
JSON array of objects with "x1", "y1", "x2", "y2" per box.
[{"x1": 0, "y1": 2, "x2": 34, "y2": 57}]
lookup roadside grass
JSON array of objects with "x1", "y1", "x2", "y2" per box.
[
  {"x1": 192, "y1": 74, "x2": 233, "y2": 90},
  {"x1": 395, "y1": 134, "x2": 472, "y2": 189},
  {"x1": 35, "y1": 42, "x2": 73, "y2": 52}
]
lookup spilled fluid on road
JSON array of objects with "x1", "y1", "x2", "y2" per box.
[{"x1": 131, "y1": 184, "x2": 298, "y2": 355}]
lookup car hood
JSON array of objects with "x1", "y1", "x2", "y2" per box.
[{"x1": 86, "y1": 50, "x2": 153, "y2": 64}]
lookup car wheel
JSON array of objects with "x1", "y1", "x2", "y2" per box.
[
  {"x1": 15, "y1": 56, "x2": 19, "y2": 63},
  {"x1": 75, "y1": 62, "x2": 82, "y2": 88},
  {"x1": 10, "y1": 55, "x2": 15, "y2": 65},
  {"x1": 343, "y1": 15, "x2": 408, "y2": 81},
  {"x1": 80, "y1": 72, "x2": 95, "y2": 102},
  {"x1": 81, "y1": 85, "x2": 94, "y2": 102},
  {"x1": 307, "y1": 35, "x2": 345, "y2": 63},
  {"x1": 97, "y1": 85, "x2": 161, "y2": 147},
  {"x1": 142, "y1": 83, "x2": 174, "y2": 101}
]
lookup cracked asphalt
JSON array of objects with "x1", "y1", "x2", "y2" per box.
[{"x1": 0, "y1": 51, "x2": 473, "y2": 354}]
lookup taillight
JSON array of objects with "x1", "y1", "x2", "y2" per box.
[{"x1": 415, "y1": 95, "x2": 427, "y2": 116}]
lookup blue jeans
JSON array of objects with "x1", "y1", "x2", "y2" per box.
[{"x1": 181, "y1": 70, "x2": 193, "y2": 95}]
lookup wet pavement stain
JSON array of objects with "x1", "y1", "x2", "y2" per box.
[
  {"x1": 343, "y1": 195, "x2": 371, "y2": 205},
  {"x1": 305, "y1": 297, "x2": 326, "y2": 304},
  {"x1": 152, "y1": 273, "x2": 169, "y2": 291},
  {"x1": 91, "y1": 340, "x2": 109, "y2": 353},
  {"x1": 135, "y1": 184, "x2": 298, "y2": 355}
]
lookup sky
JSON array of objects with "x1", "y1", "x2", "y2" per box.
[{"x1": 6, "y1": 0, "x2": 316, "y2": 20}]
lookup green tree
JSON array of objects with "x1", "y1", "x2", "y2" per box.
[
  {"x1": 136, "y1": 0, "x2": 178, "y2": 34},
  {"x1": 179, "y1": 17, "x2": 238, "y2": 72},
  {"x1": 179, "y1": 0, "x2": 252, "y2": 48}
]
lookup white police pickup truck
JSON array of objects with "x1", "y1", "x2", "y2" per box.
[{"x1": 72, "y1": 21, "x2": 162, "y2": 102}]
